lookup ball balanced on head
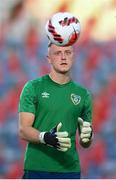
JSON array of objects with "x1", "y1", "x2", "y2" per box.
[{"x1": 45, "y1": 12, "x2": 81, "y2": 46}]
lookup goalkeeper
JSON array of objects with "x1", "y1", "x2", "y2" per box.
[{"x1": 18, "y1": 43, "x2": 93, "y2": 179}]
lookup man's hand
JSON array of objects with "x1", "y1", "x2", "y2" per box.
[
  {"x1": 39, "y1": 122, "x2": 71, "y2": 152},
  {"x1": 78, "y1": 117, "x2": 93, "y2": 147}
]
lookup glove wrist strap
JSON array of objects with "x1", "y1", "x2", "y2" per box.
[{"x1": 39, "y1": 132, "x2": 46, "y2": 144}]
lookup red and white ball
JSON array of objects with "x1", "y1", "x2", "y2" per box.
[{"x1": 45, "y1": 12, "x2": 81, "y2": 46}]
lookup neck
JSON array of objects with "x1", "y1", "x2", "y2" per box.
[{"x1": 49, "y1": 71, "x2": 71, "y2": 85}]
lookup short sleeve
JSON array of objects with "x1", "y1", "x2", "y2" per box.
[
  {"x1": 81, "y1": 90, "x2": 93, "y2": 123},
  {"x1": 18, "y1": 81, "x2": 36, "y2": 115}
]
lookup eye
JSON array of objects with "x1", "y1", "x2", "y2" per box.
[
  {"x1": 65, "y1": 51, "x2": 72, "y2": 55},
  {"x1": 54, "y1": 51, "x2": 61, "y2": 56}
]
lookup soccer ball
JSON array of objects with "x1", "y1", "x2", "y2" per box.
[{"x1": 45, "y1": 12, "x2": 81, "y2": 46}]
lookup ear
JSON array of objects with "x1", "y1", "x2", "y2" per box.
[{"x1": 47, "y1": 55, "x2": 51, "y2": 64}]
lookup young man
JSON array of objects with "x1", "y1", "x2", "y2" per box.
[{"x1": 18, "y1": 43, "x2": 93, "y2": 179}]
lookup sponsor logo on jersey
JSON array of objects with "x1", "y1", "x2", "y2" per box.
[
  {"x1": 71, "y1": 93, "x2": 81, "y2": 105},
  {"x1": 41, "y1": 92, "x2": 50, "y2": 98}
]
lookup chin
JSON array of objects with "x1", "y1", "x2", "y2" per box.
[
  {"x1": 58, "y1": 70, "x2": 69, "y2": 74},
  {"x1": 54, "y1": 67, "x2": 70, "y2": 74}
]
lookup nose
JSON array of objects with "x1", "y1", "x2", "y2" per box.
[{"x1": 61, "y1": 52, "x2": 66, "y2": 60}]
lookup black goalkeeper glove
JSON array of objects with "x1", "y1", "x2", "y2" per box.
[{"x1": 39, "y1": 122, "x2": 71, "y2": 152}]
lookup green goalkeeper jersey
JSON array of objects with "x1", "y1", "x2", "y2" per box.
[{"x1": 18, "y1": 75, "x2": 92, "y2": 173}]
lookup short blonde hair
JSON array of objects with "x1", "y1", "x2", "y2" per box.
[{"x1": 48, "y1": 41, "x2": 53, "y2": 47}]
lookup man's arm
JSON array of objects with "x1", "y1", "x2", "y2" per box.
[
  {"x1": 19, "y1": 112, "x2": 71, "y2": 151},
  {"x1": 78, "y1": 90, "x2": 93, "y2": 148},
  {"x1": 19, "y1": 112, "x2": 41, "y2": 143}
]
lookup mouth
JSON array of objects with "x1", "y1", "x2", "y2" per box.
[{"x1": 60, "y1": 63, "x2": 68, "y2": 65}]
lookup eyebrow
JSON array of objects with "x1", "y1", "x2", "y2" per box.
[{"x1": 65, "y1": 50, "x2": 72, "y2": 52}]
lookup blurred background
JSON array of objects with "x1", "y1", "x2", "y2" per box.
[{"x1": 0, "y1": 0, "x2": 116, "y2": 178}]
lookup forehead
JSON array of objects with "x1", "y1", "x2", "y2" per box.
[{"x1": 49, "y1": 44, "x2": 73, "y2": 52}]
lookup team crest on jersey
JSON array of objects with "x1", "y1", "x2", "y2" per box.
[
  {"x1": 41, "y1": 92, "x2": 50, "y2": 98},
  {"x1": 71, "y1": 94, "x2": 81, "y2": 105}
]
